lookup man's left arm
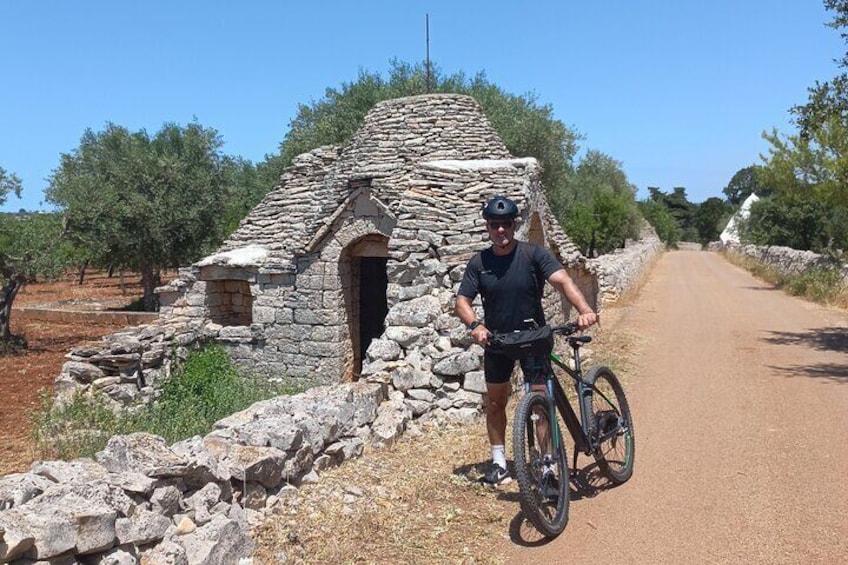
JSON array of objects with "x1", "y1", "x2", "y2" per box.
[{"x1": 548, "y1": 269, "x2": 598, "y2": 329}]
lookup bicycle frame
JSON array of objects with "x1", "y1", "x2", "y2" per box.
[
  {"x1": 548, "y1": 352, "x2": 594, "y2": 456},
  {"x1": 523, "y1": 341, "x2": 607, "y2": 459}
]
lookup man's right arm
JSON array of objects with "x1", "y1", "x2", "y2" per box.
[
  {"x1": 456, "y1": 295, "x2": 490, "y2": 345},
  {"x1": 455, "y1": 295, "x2": 477, "y2": 328}
]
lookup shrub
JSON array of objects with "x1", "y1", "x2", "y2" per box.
[
  {"x1": 33, "y1": 343, "x2": 302, "y2": 459},
  {"x1": 783, "y1": 267, "x2": 847, "y2": 304},
  {"x1": 141, "y1": 344, "x2": 301, "y2": 442}
]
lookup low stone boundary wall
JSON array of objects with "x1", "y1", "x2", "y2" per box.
[
  {"x1": 0, "y1": 381, "x2": 450, "y2": 564},
  {"x1": 13, "y1": 307, "x2": 159, "y2": 327},
  {"x1": 589, "y1": 224, "x2": 664, "y2": 305},
  {"x1": 676, "y1": 241, "x2": 703, "y2": 251},
  {"x1": 710, "y1": 242, "x2": 848, "y2": 280}
]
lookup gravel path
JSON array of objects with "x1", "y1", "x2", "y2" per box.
[{"x1": 502, "y1": 250, "x2": 848, "y2": 564}]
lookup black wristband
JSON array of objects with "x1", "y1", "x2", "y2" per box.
[{"x1": 468, "y1": 320, "x2": 481, "y2": 330}]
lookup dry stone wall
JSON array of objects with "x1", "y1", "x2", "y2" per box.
[
  {"x1": 589, "y1": 224, "x2": 663, "y2": 305},
  {"x1": 13, "y1": 307, "x2": 158, "y2": 327},
  {"x1": 0, "y1": 382, "x2": 388, "y2": 564},
  {"x1": 712, "y1": 242, "x2": 847, "y2": 279}
]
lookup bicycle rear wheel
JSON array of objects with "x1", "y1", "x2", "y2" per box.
[
  {"x1": 512, "y1": 391, "x2": 569, "y2": 537},
  {"x1": 586, "y1": 366, "x2": 635, "y2": 484}
]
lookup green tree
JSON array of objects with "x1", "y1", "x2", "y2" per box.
[
  {"x1": 562, "y1": 151, "x2": 641, "y2": 255},
  {"x1": 792, "y1": 1, "x2": 848, "y2": 138},
  {"x1": 761, "y1": 119, "x2": 848, "y2": 211},
  {"x1": 748, "y1": 2, "x2": 848, "y2": 252},
  {"x1": 46, "y1": 122, "x2": 233, "y2": 310},
  {"x1": 740, "y1": 197, "x2": 838, "y2": 251},
  {"x1": 638, "y1": 198, "x2": 679, "y2": 247},
  {"x1": 221, "y1": 157, "x2": 268, "y2": 237},
  {"x1": 666, "y1": 187, "x2": 697, "y2": 239},
  {"x1": 644, "y1": 186, "x2": 697, "y2": 241},
  {"x1": 0, "y1": 167, "x2": 24, "y2": 342},
  {"x1": 723, "y1": 165, "x2": 769, "y2": 205},
  {"x1": 0, "y1": 167, "x2": 21, "y2": 199},
  {"x1": 3, "y1": 212, "x2": 81, "y2": 282},
  {"x1": 0, "y1": 169, "x2": 74, "y2": 344},
  {"x1": 753, "y1": 118, "x2": 848, "y2": 252},
  {"x1": 693, "y1": 197, "x2": 732, "y2": 244}
]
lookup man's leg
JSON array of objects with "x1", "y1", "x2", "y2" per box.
[
  {"x1": 481, "y1": 352, "x2": 513, "y2": 485},
  {"x1": 485, "y1": 381, "x2": 511, "y2": 447}
]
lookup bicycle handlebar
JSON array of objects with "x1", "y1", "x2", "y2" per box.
[
  {"x1": 487, "y1": 321, "x2": 587, "y2": 346},
  {"x1": 550, "y1": 322, "x2": 580, "y2": 336}
]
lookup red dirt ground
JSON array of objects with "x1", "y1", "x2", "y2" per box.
[{"x1": 1, "y1": 271, "x2": 159, "y2": 475}]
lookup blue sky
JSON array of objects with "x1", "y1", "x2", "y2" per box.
[{"x1": 0, "y1": 1, "x2": 842, "y2": 212}]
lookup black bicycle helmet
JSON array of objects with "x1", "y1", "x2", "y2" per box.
[{"x1": 481, "y1": 196, "x2": 519, "y2": 219}]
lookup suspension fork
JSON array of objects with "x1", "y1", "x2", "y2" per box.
[{"x1": 547, "y1": 374, "x2": 563, "y2": 452}]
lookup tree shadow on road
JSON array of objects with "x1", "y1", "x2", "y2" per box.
[
  {"x1": 762, "y1": 327, "x2": 848, "y2": 353},
  {"x1": 762, "y1": 327, "x2": 848, "y2": 383},
  {"x1": 768, "y1": 363, "x2": 848, "y2": 383}
]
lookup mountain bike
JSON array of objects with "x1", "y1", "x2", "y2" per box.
[{"x1": 490, "y1": 322, "x2": 635, "y2": 538}]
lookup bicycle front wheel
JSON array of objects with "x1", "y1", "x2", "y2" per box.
[
  {"x1": 512, "y1": 391, "x2": 570, "y2": 537},
  {"x1": 586, "y1": 366, "x2": 635, "y2": 485}
]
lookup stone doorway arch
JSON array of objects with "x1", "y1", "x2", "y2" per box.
[{"x1": 340, "y1": 234, "x2": 389, "y2": 381}]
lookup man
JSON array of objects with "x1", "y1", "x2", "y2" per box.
[{"x1": 455, "y1": 195, "x2": 598, "y2": 485}]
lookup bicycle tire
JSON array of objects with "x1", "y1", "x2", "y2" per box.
[
  {"x1": 512, "y1": 391, "x2": 570, "y2": 537},
  {"x1": 585, "y1": 366, "x2": 635, "y2": 485}
]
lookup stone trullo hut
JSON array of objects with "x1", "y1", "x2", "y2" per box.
[
  {"x1": 56, "y1": 93, "x2": 598, "y2": 408},
  {"x1": 154, "y1": 93, "x2": 596, "y2": 387}
]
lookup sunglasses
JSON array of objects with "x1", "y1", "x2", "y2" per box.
[{"x1": 487, "y1": 220, "x2": 514, "y2": 230}]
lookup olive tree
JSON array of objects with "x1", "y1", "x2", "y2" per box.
[
  {"x1": 0, "y1": 167, "x2": 24, "y2": 342},
  {"x1": 46, "y1": 122, "x2": 233, "y2": 310},
  {"x1": 0, "y1": 168, "x2": 75, "y2": 345},
  {"x1": 561, "y1": 151, "x2": 641, "y2": 255}
]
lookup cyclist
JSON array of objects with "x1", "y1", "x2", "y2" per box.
[{"x1": 455, "y1": 195, "x2": 598, "y2": 485}]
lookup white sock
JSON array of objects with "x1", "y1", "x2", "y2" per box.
[{"x1": 492, "y1": 445, "x2": 507, "y2": 469}]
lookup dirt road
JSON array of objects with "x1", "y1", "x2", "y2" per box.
[{"x1": 503, "y1": 250, "x2": 848, "y2": 564}]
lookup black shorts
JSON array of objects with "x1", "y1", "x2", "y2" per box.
[{"x1": 484, "y1": 350, "x2": 551, "y2": 385}]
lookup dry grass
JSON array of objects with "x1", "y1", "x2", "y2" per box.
[
  {"x1": 251, "y1": 318, "x2": 636, "y2": 565},
  {"x1": 722, "y1": 251, "x2": 848, "y2": 309},
  {"x1": 251, "y1": 419, "x2": 519, "y2": 564}
]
